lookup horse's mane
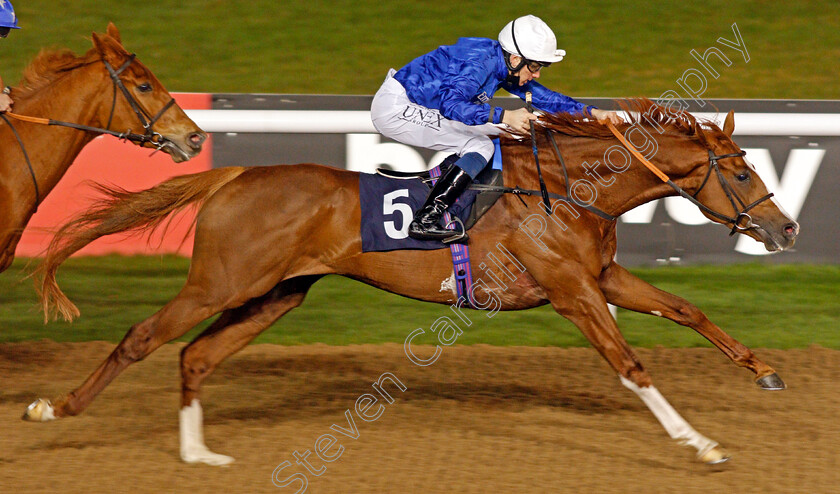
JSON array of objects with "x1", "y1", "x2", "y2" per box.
[
  {"x1": 506, "y1": 98, "x2": 708, "y2": 143},
  {"x1": 16, "y1": 47, "x2": 99, "y2": 98}
]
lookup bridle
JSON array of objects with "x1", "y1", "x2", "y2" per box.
[
  {"x1": 690, "y1": 149, "x2": 774, "y2": 235},
  {"x1": 603, "y1": 120, "x2": 774, "y2": 236},
  {"x1": 103, "y1": 54, "x2": 176, "y2": 149},
  {"x1": 0, "y1": 54, "x2": 177, "y2": 207}
]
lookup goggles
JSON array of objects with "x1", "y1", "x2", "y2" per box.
[{"x1": 525, "y1": 60, "x2": 551, "y2": 73}]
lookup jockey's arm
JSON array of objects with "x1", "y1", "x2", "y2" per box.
[{"x1": 507, "y1": 80, "x2": 623, "y2": 125}]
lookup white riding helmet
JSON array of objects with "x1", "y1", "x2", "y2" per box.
[{"x1": 498, "y1": 15, "x2": 566, "y2": 63}]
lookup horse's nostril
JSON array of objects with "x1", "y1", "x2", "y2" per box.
[
  {"x1": 783, "y1": 223, "x2": 798, "y2": 237},
  {"x1": 188, "y1": 132, "x2": 206, "y2": 149}
]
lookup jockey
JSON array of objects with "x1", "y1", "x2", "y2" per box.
[
  {"x1": 371, "y1": 14, "x2": 622, "y2": 242},
  {"x1": 0, "y1": 0, "x2": 20, "y2": 113}
]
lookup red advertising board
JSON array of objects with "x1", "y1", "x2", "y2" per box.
[{"x1": 15, "y1": 93, "x2": 212, "y2": 257}]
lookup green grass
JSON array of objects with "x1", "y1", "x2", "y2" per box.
[
  {"x1": 1, "y1": 256, "x2": 837, "y2": 349},
  {"x1": 2, "y1": 1, "x2": 838, "y2": 98}
]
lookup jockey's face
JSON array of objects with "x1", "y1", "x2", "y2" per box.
[{"x1": 508, "y1": 55, "x2": 542, "y2": 86}]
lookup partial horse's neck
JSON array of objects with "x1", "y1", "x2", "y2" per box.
[
  {"x1": 503, "y1": 131, "x2": 707, "y2": 220},
  {"x1": 7, "y1": 60, "x2": 113, "y2": 208}
]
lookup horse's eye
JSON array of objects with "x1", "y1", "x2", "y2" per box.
[
  {"x1": 137, "y1": 83, "x2": 153, "y2": 93},
  {"x1": 735, "y1": 171, "x2": 750, "y2": 182}
]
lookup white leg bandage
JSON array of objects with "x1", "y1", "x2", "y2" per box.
[
  {"x1": 620, "y1": 376, "x2": 719, "y2": 458},
  {"x1": 179, "y1": 399, "x2": 235, "y2": 466}
]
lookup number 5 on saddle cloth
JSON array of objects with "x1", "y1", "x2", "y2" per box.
[
  {"x1": 359, "y1": 139, "x2": 505, "y2": 306},
  {"x1": 360, "y1": 139, "x2": 504, "y2": 252}
]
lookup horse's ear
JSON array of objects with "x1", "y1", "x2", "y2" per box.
[
  {"x1": 91, "y1": 31, "x2": 105, "y2": 54},
  {"x1": 92, "y1": 29, "x2": 127, "y2": 66},
  {"x1": 106, "y1": 23, "x2": 122, "y2": 44},
  {"x1": 694, "y1": 122, "x2": 712, "y2": 148},
  {"x1": 722, "y1": 110, "x2": 735, "y2": 137}
]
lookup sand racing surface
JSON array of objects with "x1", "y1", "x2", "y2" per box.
[{"x1": 1, "y1": 342, "x2": 838, "y2": 493}]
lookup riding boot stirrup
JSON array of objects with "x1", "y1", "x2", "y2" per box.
[{"x1": 408, "y1": 166, "x2": 473, "y2": 242}]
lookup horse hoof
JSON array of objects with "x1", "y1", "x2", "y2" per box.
[
  {"x1": 182, "y1": 447, "x2": 235, "y2": 466},
  {"x1": 22, "y1": 398, "x2": 57, "y2": 422},
  {"x1": 756, "y1": 372, "x2": 786, "y2": 390},
  {"x1": 698, "y1": 445, "x2": 731, "y2": 465}
]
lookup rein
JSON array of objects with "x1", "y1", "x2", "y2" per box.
[
  {"x1": 603, "y1": 120, "x2": 774, "y2": 235},
  {"x1": 525, "y1": 92, "x2": 552, "y2": 214},
  {"x1": 473, "y1": 93, "x2": 616, "y2": 221},
  {"x1": 0, "y1": 112, "x2": 40, "y2": 206},
  {"x1": 1, "y1": 55, "x2": 177, "y2": 208}
]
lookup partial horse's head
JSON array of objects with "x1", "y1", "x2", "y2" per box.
[
  {"x1": 90, "y1": 23, "x2": 206, "y2": 162},
  {"x1": 688, "y1": 111, "x2": 799, "y2": 252}
]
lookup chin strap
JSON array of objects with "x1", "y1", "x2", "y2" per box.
[{"x1": 503, "y1": 52, "x2": 526, "y2": 86}]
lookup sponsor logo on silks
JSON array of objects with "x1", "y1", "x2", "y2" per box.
[
  {"x1": 475, "y1": 92, "x2": 491, "y2": 104},
  {"x1": 399, "y1": 105, "x2": 443, "y2": 131}
]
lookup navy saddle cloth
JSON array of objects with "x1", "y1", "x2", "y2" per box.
[{"x1": 359, "y1": 170, "x2": 480, "y2": 252}]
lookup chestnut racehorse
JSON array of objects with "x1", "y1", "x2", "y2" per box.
[
  {"x1": 25, "y1": 100, "x2": 798, "y2": 466},
  {"x1": 0, "y1": 23, "x2": 205, "y2": 273}
]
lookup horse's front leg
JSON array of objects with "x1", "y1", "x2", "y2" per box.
[
  {"x1": 546, "y1": 279, "x2": 730, "y2": 463},
  {"x1": 0, "y1": 236, "x2": 18, "y2": 273},
  {"x1": 598, "y1": 261, "x2": 784, "y2": 390}
]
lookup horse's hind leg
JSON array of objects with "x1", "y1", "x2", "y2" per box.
[
  {"x1": 598, "y1": 261, "x2": 784, "y2": 389},
  {"x1": 23, "y1": 284, "x2": 227, "y2": 422},
  {"x1": 178, "y1": 276, "x2": 320, "y2": 466}
]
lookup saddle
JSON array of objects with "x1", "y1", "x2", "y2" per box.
[{"x1": 376, "y1": 153, "x2": 504, "y2": 232}]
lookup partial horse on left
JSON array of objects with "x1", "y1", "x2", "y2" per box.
[{"x1": 0, "y1": 23, "x2": 206, "y2": 273}]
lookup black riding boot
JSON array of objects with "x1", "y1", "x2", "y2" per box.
[{"x1": 408, "y1": 166, "x2": 473, "y2": 242}]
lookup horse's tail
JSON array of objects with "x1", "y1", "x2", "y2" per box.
[{"x1": 36, "y1": 166, "x2": 247, "y2": 322}]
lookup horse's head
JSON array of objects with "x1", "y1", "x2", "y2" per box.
[
  {"x1": 90, "y1": 23, "x2": 206, "y2": 163},
  {"x1": 687, "y1": 111, "x2": 799, "y2": 252}
]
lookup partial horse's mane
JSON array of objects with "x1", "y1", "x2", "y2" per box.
[
  {"x1": 16, "y1": 47, "x2": 99, "y2": 98},
  {"x1": 528, "y1": 98, "x2": 709, "y2": 141}
]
